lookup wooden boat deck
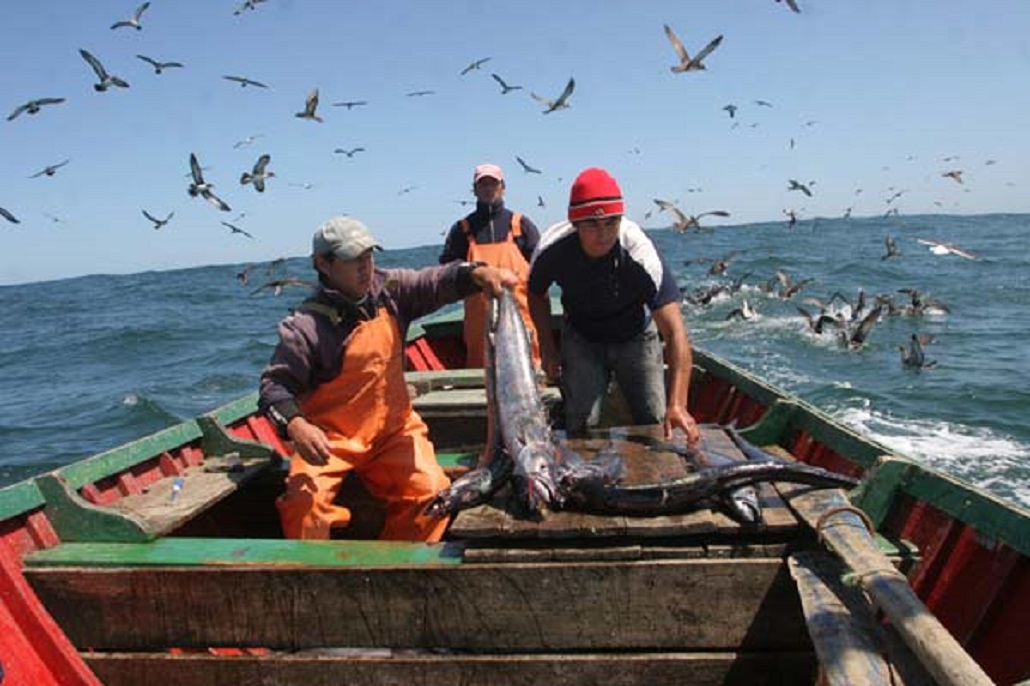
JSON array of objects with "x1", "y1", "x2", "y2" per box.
[{"x1": 451, "y1": 425, "x2": 799, "y2": 543}]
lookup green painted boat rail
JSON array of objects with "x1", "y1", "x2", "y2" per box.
[
  {"x1": 23, "y1": 537, "x2": 464, "y2": 568},
  {"x1": 697, "y1": 349, "x2": 1030, "y2": 557}
]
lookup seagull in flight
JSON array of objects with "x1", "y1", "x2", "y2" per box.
[
  {"x1": 515, "y1": 156, "x2": 542, "y2": 174},
  {"x1": 79, "y1": 49, "x2": 129, "y2": 91},
  {"x1": 223, "y1": 75, "x2": 269, "y2": 89},
  {"x1": 405, "y1": 90, "x2": 435, "y2": 97},
  {"x1": 788, "y1": 179, "x2": 813, "y2": 197},
  {"x1": 240, "y1": 153, "x2": 274, "y2": 192},
  {"x1": 7, "y1": 97, "x2": 65, "y2": 121},
  {"x1": 460, "y1": 57, "x2": 491, "y2": 76},
  {"x1": 490, "y1": 74, "x2": 522, "y2": 94},
  {"x1": 110, "y1": 2, "x2": 150, "y2": 30},
  {"x1": 0, "y1": 207, "x2": 19, "y2": 224},
  {"x1": 941, "y1": 170, "x2": 964, "y2": 184},
  {"x1": 234, "y1": 0, "x2": 270, "y2": 15},
  {"x1": 537, "y1": 195, "x2": 545, "y2": 208},
  {"x1": 776, "y1": 0, "x2": 802, "y2": 13},
  {"x1": 663, "y1": 24, "x2": 723, "y2": 73},
  {"x1": 188, "y1": 152, "x2": 231, "y2": 212},
  {"x1": 916, "y1": 238, "x2": 981, "y2": 261},
  {"x1": 332, "y1": 100, "x2": 368, "y2": 109},
  {"x1": 722, "y1": 104, "x2": 737, "y2": 119},
  {"x1": 221, "y1": 221, "x2": 254, "y2": 239},
  {"x1": 531, "y1": 77, "x2": 575, "y2": 114},
  {"x1": 29, "y1": 159, "x2": 70, "y2": 178},
  {"x1": 754, "y1": 99, "x2": 774, "y2": 107},
  {"x1": 334, "y1": 147, "x2": 366, "y2": 158},
  {"x1": 295, "y1": 88, "x2": 323, "y2": 122},
  {"x1": 136, "y1": 55, "x2": 184, "y2": 74},
  {"x1": 250, "y1": 277, "x2": 315, "y2": 296},
  {"x1": 232, "y1": 134, "x2": 263, "y2": 149},
  {"x1": 142, "y1": 210, "x2": 174, "y2": 229}
]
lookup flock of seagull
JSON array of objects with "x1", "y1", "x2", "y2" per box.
[
  {"x1": 0, "y1": 0, "x2": 999, "y2": 333},
  {"x1": 680, "y1": 225, "x2": 983, "y2": 370}
]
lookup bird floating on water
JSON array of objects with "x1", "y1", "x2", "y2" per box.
[
  {"x1": 142, "y1": 210, "x2": 174, "y2": 229},
  {"x1": 240, "y1": 154, "x2": 274, "y2": 192},
  {"x1": 882, "y1": 235, "x2": 901, "y2": 260},
  {"x1": 663, "y1": 25, "x2": 723, "y2": 73},
  {"x1": 110, "y1": 2, "x2": 150, "y2": 30},
  {"x1": 79, "y1": 49, "x2": 129, "y2": 91},
  {"x1": 295, "y1": 89, "x2": 323, "y2": 122},
  {"x1": 899, "y1": 333, "x2": 937, "y2": 369},
  {"x1": 7, "y1": 97, "x2": 65, "y2": 121},
  {"x1": 136, "y1": 55, "x2": 184, "y2": 74},
  {"x1": 29, "y1": 159, "x2": 70, "y2": 178},
  {"x1": 188, "y1": 152, "x2": 231, "y2": 212},
  {"x1": 531, "y1": 77, "x2": 575, "y2": 114}
]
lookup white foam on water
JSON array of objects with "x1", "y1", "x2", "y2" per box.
[
  {"x1": 835, "y1": 403, "x2": 1030, "y2": 509},
  {"x1": 122, "y1": 393, "x2": 139, "y2": 406}
]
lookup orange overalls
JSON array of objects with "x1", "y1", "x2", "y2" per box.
[
  {"x1": 461, "y1": 212, "x2": 542, "y2": 368},
  {"x1": 276, "y1": 306, "x2": 451, "y2": 541}
]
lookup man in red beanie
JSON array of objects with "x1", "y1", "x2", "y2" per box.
[
  {"x1": 440, "y1": 163, "x2": 542, "y2": 368},
  {"x1": 527, "y1": 167, "x2": 700, "y2": 444}
]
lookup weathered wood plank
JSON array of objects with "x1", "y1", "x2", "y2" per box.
[
  {"x1": 780, "y1": 483, "x2": 995, "y2": 686},
  {"x1": 27, "y1": 559, "x2": 808, "y2": 652},
  {"x1": 789, "y1": 551, "x2": 933, "y2": 686},
  {"x1": 105, "y1": 459, "x2": 272, "y2": 537},
  {"x1": 85, "y1": 650, "x2": 817, "y2": 686}
]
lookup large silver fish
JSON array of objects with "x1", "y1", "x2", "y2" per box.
[
  {"x1": 560, "y1": 459, "x2": 859, "y2": 516},
  {"x1": 491, "y1": 288, "x2": 561, "y2": 514},
  {"x1": 425, "y1": 289, "x2": 560, "y2": 517},
  {"x1": 424, "y1": 293, "x2": 513, "y2": 518}
]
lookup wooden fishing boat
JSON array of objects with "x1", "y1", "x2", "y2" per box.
[{"x1": 1, "y1": 305, "x2": 1027, "y2": 685}]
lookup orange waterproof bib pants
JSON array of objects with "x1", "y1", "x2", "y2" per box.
[
  {"x1": 276, "y1": 308, "x2": 451, "y2": 541},
  {"x1": 462, "y1": 214, "x2": 541, "y2": 368}
]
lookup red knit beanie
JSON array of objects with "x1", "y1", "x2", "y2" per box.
[{"x1": 568, "y1": 167, "x2": 625, "y2": 222}]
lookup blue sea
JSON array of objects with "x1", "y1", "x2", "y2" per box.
[{"x1": 1, "y1": 213, "x2": 1027, "y2": 509}]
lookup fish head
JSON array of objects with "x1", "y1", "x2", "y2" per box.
[
  {"x1": 512, "y1": 442, "x2": 560, "y2": 513},
  {"x1": 722, "y1": 485, "x2": 763, "y2": 525}
]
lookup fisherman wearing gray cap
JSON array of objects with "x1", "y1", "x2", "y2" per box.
[{"x1": 260, "y1": 215, "x2": 516, "y2": 541}]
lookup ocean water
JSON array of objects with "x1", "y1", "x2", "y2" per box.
[{"x1": 1, "y1": 213, "x2": 1027, "y2": 509}]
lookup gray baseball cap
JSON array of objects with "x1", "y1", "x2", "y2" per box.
[{"x1": 312, "y1": 216, "x2": 383, "y2": 260}]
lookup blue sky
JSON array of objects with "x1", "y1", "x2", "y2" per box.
[{"x1": 1, "y1": 1, "x2": 1027, "y2": 285}]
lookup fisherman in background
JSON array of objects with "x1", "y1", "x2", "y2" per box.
[
  {"x1": 260, "y1": 216, "x2": 516, "y2": 541},
  {"x1": 440, "y1": 163, "x2": 542, "y2": 368},
  {"x1": 528, "y1": 167, "x2": 700, "y2": 443}
]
